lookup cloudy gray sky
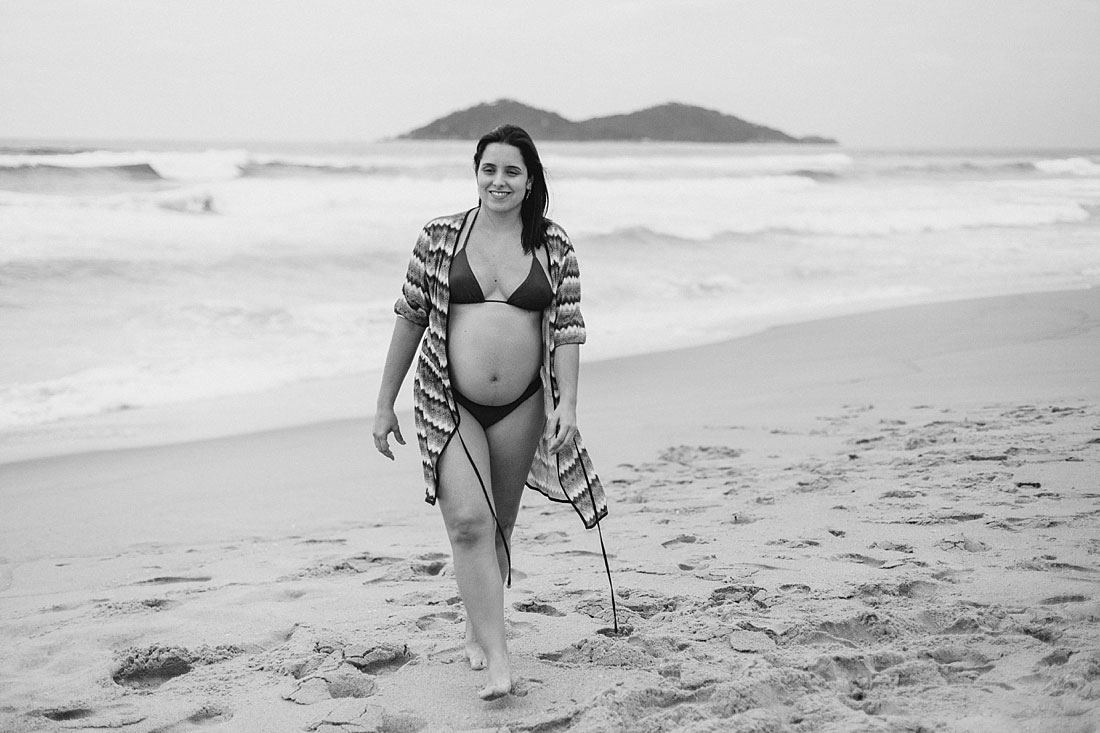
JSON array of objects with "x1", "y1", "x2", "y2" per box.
[{"x1": 2, "y1": 0, "x2": 1098, "y2": 147}]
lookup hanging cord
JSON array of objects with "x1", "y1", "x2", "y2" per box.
[
  {"x1": 568, "y1": 435, "x2": 619, "y2": 635},
  {"x1": 595, "y1": 520, "x2": 619, "y2": 634},
  {"x1": 456, "y1": 428, "x2": 513, "y2": 587}
]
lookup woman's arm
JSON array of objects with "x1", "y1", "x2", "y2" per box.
[
  {"x1": 373, "y1": 317, "x2": 426, "y2": 459},
  {"x1": 546, "y1": 342, "x2": 580, "y2": 454}
]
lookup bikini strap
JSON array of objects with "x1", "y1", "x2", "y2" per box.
[{"x1": 459, "y1": 207, "x2": 479, "y2": 252}]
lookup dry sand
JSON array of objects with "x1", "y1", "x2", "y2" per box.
[{"x1": 2, "y1": 288, "x2": 1098, "y2": 733}]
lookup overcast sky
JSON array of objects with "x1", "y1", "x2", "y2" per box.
[{"x1": 2, "y1": 0, "x2": 1098, "y2": 147}]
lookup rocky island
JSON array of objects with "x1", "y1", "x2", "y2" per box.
[{"x1": 400, "y1": 99, "x2": 836, "y2": 144}]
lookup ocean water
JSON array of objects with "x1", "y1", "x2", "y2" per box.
[{"x1": 1, "y1": 140, "x2": 1099, "y2": 436}]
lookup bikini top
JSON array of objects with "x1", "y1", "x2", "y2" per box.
[{"x1": 449, "y1": 211, "x2": 553, "y2": 312}]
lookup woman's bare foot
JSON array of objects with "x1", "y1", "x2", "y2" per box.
[
  {"x1": 478, "y1": 663, "x2": 512, "y2": 701},
  {"x1": 465, "y1": 623, "x2": 487, "y2": 671}
]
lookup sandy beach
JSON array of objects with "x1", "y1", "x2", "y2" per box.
[{"x1": 2, "y1": 287, "x2": 1098, "y2": 733}]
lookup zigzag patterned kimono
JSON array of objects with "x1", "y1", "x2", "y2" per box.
[{"x1": 394, "y1": 207, "x2": 608, "y2": 530}]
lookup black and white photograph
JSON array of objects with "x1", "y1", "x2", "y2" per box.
[{"x1": 2, "y1": 1, "x2": 1099, "y2": 730}]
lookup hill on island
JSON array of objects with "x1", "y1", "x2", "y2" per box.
[{"x1": 400, "y1": 99, "x2": 836, "y2": 144}]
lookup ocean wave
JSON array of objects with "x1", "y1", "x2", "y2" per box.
[
  {"x1": 0, "y1": 185, "x2": 221, "y2": 218},
  {"x1": 0, "y1": 144, "x2": 98, "y2": 156},
  {"x1": 0, "y1": 162, "x2": 162, "y2": 179},
  {"x1": 571, "y1": 204, "x2": 1091, "y2": 241},
  {"x1": 0, "y1": 163, "x2": 166, "y2": 195},
  {"x1": 558, "y1": 175, "x2": 1097, "y2": 240},
  {"x1": 1035, "y1": 157, "x2": 1100, "y2": 176},
  {"x1": 883, "y1": 156, "x2": 1099, "y2": 177},
  {"x1": 888, "y1": 160, "x2": 1037, "y2": 175},
  {"x1": 0, "y1": 296, "x2": 388, "y2": 429},
  {"x1": 0, "y1": 359, "x2": 336, "y2": 430},
  {"x1": 240, "y1": 161, "x2": 385, "y2": 177},
  {"x1": 0, "y1": 149, "x2": 250, "y2": 182}
]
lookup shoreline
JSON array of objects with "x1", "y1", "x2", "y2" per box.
[
  {"x1": 2, "y1": 285, "x2": 1098, "y2": 731},
  {"x1": 2, "y1": 284, "x2": 1095, "y2": 468}
]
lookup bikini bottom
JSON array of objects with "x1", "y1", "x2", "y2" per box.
[{"x1": 452, "y1": 375, "x2": 541, "y2": 429}]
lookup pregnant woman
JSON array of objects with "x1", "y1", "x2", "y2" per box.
[{"x1": 373, "y1": 125, "x2": 608, "y2": 700}]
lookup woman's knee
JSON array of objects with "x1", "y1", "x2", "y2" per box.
[{"x1": 444, "y1": 510, "x2": 497, "y2": 547}]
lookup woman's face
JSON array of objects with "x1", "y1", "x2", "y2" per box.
[{"x1": 476, "y1": 143, "x2": 531, "y2": 215}]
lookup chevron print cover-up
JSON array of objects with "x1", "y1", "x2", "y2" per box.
[{"x1": 394, "y1": 207, "x2": 608, "y2": 529}]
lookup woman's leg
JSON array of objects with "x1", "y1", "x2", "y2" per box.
[
  {"x1": 436, "y1": 389, "x2": 545, "y2": 700},
  {"x1": 485, "y1": 386, "x2": 545, "y2": 582},
  {"x1": 436, "y1": 405, "x2": 511, "y2": 698}
]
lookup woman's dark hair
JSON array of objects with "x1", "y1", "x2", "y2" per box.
[{"x1": 474, "y1": 124, "x2": 549, "y2": 253}]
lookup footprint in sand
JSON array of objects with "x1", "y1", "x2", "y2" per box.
[
  {"x1": 617, "y1": 588, "x2": 683, "y2": 618},
  {"x1": 146, "y1": 707, "x2": 231, "y2": 732},
  {"x1": 899, "y1": 511, "x2": 984, "y2": 525},
  {"x1": 795, "y1": 612, "x2": 909, "y2": 648},
  {"x1": 513, "y1": 600, "x2": 565, "y2": 617},
  {"x1": 925, "y1": 652, "x2": 996, "y2": 684},
  {"x1": 834, "y1": 553, "x2": 886, "y2": 567},
  {"x1": 659, "y1": 445, "x2": 743, "y2": 464},
  {"x1": 661, "y1": 534, "x2": 699, "y2": 549},
  {"x1": 539, "y1": 635, "x2": 655, "y2": 667},
  {"x1": 98, "y1": 598, "x2": 180, "y2": 614},
  {"x1": 931, "y1": 567, "x2": 975, "y2": 583},
  {"x1": 507, "y1": 619, "x2": 537, "y2": 637},
  {"x1": 779, "y1": 583, "x2": 812, "y2": 594},
  {"x1": 415, "y1": 611, "x2": 461, "y2": 631},
  {"x1": 766, "y1": 538, "x2": 821, "y2": 548},
  {"x1": 856, "y1": 579, "x2": 939, "y2": 600},
  {"x1": 113, "y1": 654, "x2": 193, "y2": 689},
  {"x1": 40, "y1": 703, "x2": 146, "y2": 728},
  {"x1": 879, "y1": 489, "x2": 923, "y2": 499},
  {"x1": 112, "y1": 645, "x2": 241, "y2": 690},
  {"x1": 707, "y1": 584, "x2": 765, "y2": 606},
  {"x1": 510, "y1": 676, "x2": 543, "y2": 697},
  {"x1": 869, "y1": 540, "x2": 914, "y2": 554},
  {"x1": 409, "y1": 553, "x2": 449, "y2": 576},
  {"x1": 935, "y1": 534, "x2": 991, "y2": 553},
  {"x1": 286, "y1": 552, "x2": 403, "y2": 581},
  {"x1": 342, "y1": 643, "x2": 412, "y2": 674},
  {"x1": 678, "y1": 554, "x2": 716, "y2": 571},
  {"x1": 134, "y1": 576, "x2": 212, "y2": 586},
  {"x1": 1040, "y1": 594, "x2": 1089, "y2": 605},
  {"x1": 559, "y1": 549, "x2": 615, "y2": 558},
  {"x1": 1017, "y1": 558, "x2": 1096, "y2": 574}
]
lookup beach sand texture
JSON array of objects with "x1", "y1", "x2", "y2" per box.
[{"x1": 2, "y1": 288, "x2": 1099, "y2": 732}]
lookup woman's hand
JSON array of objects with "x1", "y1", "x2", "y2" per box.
[
  {"x1": 372, "y1": 408, "x2": 405, "y2": 460},
  {"x1": 545, "y1": 403, "x2": 577, "y2": 455}
]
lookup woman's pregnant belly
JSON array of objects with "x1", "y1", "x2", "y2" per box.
[{"x1": 448, "y1": 304, "x2": 542, "y2": 405}]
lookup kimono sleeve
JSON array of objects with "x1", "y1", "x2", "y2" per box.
[
  {"x1": 393, "y1": 227, "x2": 432, "y2": 327},
  {"x1": 553, "y1": 236, "x2": 587, "y2": 347}
]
